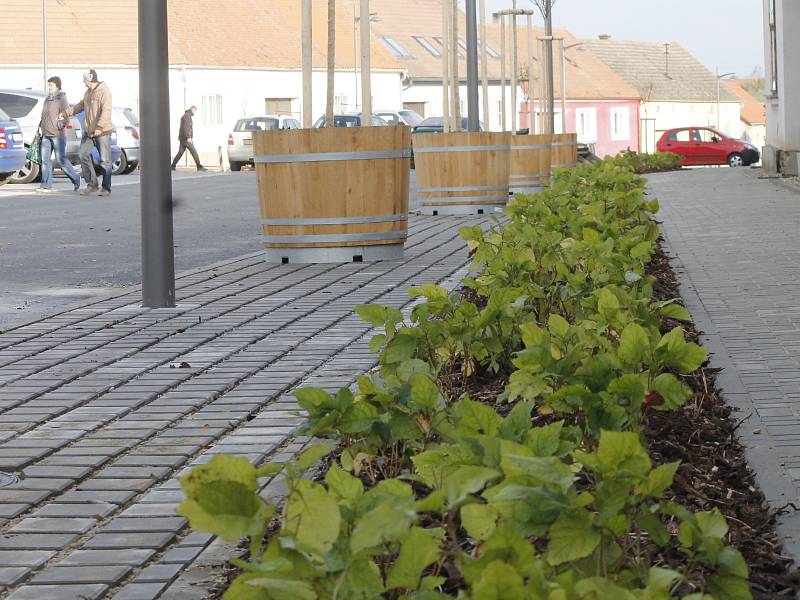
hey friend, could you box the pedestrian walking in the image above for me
[64,69,113,197]
[35,76,81,193]
[171,106,207,171]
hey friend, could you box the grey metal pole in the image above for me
[138,0,175,308]
[465,0,479,131]
[544,3,555,134]
[43,0,48,90]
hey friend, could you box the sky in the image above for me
[484,0,764,78]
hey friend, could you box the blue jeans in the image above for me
[79,133,111,191]
[41,135,80,189]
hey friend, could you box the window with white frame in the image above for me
[610,106,630,141]
[413,36,441,57]
[201,94,223,126]
[380,36,413,59]
[575,107,597,142]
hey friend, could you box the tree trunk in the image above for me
[326,0,336,127]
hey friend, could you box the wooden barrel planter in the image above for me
[413,132,510,215]
[253,126,411,264]
[509,134,552,195]
[550,133,579,172]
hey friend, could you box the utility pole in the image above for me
[326,0,336,127]
[495,8,534,133]
[138,0,175,308]
[465,0,479,131]
[302,0,313,127]
[360,0,372,121]
[441,0,450,133]
[527,13,535,134]
[510,0,518,133]
[480,0,489,129]
[499,15,506,131]
[450,0,461,131]
[543,2,555,135]
[42,0,48,90]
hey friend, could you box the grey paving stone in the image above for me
[0,550,56,567]
[31,565,131,585]
[134,563,184,583]
[59,549,156,567]
[9,518,96,534]
[0,567,30,587]
[160,546,203,564]
[0,504,29,519]
[32,503,117,519]
[102,517,187,533]
[7,584,108,600]
[0,533,79,550]
[114,581,170,600]
[84,531,176,550]
[58,490,136,505]
[77,478,154,492]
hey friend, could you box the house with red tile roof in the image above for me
[726,80,766,150]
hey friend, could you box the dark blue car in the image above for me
[0,106,25,186]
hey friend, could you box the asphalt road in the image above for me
[0,168,420,328]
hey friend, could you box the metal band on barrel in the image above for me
[509,143,550,150]
[263,231,407,244]
[417,185,508,193]
[413,145,509,154]
[510,173,549,179]
[551,141,579,147]
[262,214,408,226]
[420,194,509,203]
[255,149,411,164]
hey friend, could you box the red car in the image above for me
[656,126,760,167]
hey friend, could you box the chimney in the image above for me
[598,34,611,40]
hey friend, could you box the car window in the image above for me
[334,116,360,127]
[372,116,390,126]
[235,118,279,131]
[694,129,719,143]
[0,106,9,121]
[377,113,400,125]
[398,110,423,126]
[0,93,38,119]
[123,108,139,127]
[667,129,690,142]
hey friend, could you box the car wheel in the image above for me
[9,153,40,184]
[727,153,744,167]
[229,160,243,172]
[112,150,128,176]
[123,161,138,175]
[0,174,10,188]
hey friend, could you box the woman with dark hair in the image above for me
[36,76,81,193]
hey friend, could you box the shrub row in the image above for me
[178,156,750,600]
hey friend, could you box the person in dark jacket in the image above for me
[170,106,206,171]
[36,76,81,193]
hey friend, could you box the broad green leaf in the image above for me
[548,314,570,338]
[283,480,340,556]
[350,500,414,554]
[461,503,499,541]
[472,560,525,600]
[647,566,682,591]
[597,288,620,318]
[325,463,364,508]
[410,373,440,411]
[520,322,548,348]
[500,401,534,442]
[384,332,418,363]
[707,573,752,600]
[546,509,601,565]
[651,373,692,410]
[596,430,651,479]
[243,576,317,600]
[618,323,650,366]
[523,420,564,457]
[637,511,671,547]
[631,240,652,259]
[453,398,503,437]
[640,462,680,497]
[695,509,729,540]
[356,303,397,327]
[444,466,501,507]
[409,284,449,300]
[369,333,387,352]
[718,547,749,578]
[386,527,443,590]
[660,302,692,322]
[223,574,272,600]
[178,455,270,542]
[294,443,336,473]
[293,387,332,410]
[574,577,638,600]
[500,454,573,493]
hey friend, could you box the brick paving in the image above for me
[650,168,800,561]
[0,214,485,599]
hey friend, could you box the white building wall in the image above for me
[641,101,742,140]
[0,66,403,165]
[763,0,800,153]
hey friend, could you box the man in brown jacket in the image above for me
[65,69,113,196]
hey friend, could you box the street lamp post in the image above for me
[465,0,479,131]
[716,68,736,130]
[352,9,379,112]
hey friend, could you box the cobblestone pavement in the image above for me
[650,168,800,561]
[0,214,486,599]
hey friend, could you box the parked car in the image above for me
[656,126,760,167]
[70,109,122,177]
[374,109,424,127]
[0,106,25,187]
[412,116,484,134]
[0,89,121,183]
[112,106,140,175]
[313,113,390,128]
[227,115,301,172]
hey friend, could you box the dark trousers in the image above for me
[171,140,203,168]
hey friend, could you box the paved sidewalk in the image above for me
[649,168,800,561]
[0,214,485,599]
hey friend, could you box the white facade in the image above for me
[0,66,404,165]
[638,101,741,153]
[763,0,800,171]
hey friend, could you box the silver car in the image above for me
[227,115,301,172]
[112,106,140,175]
